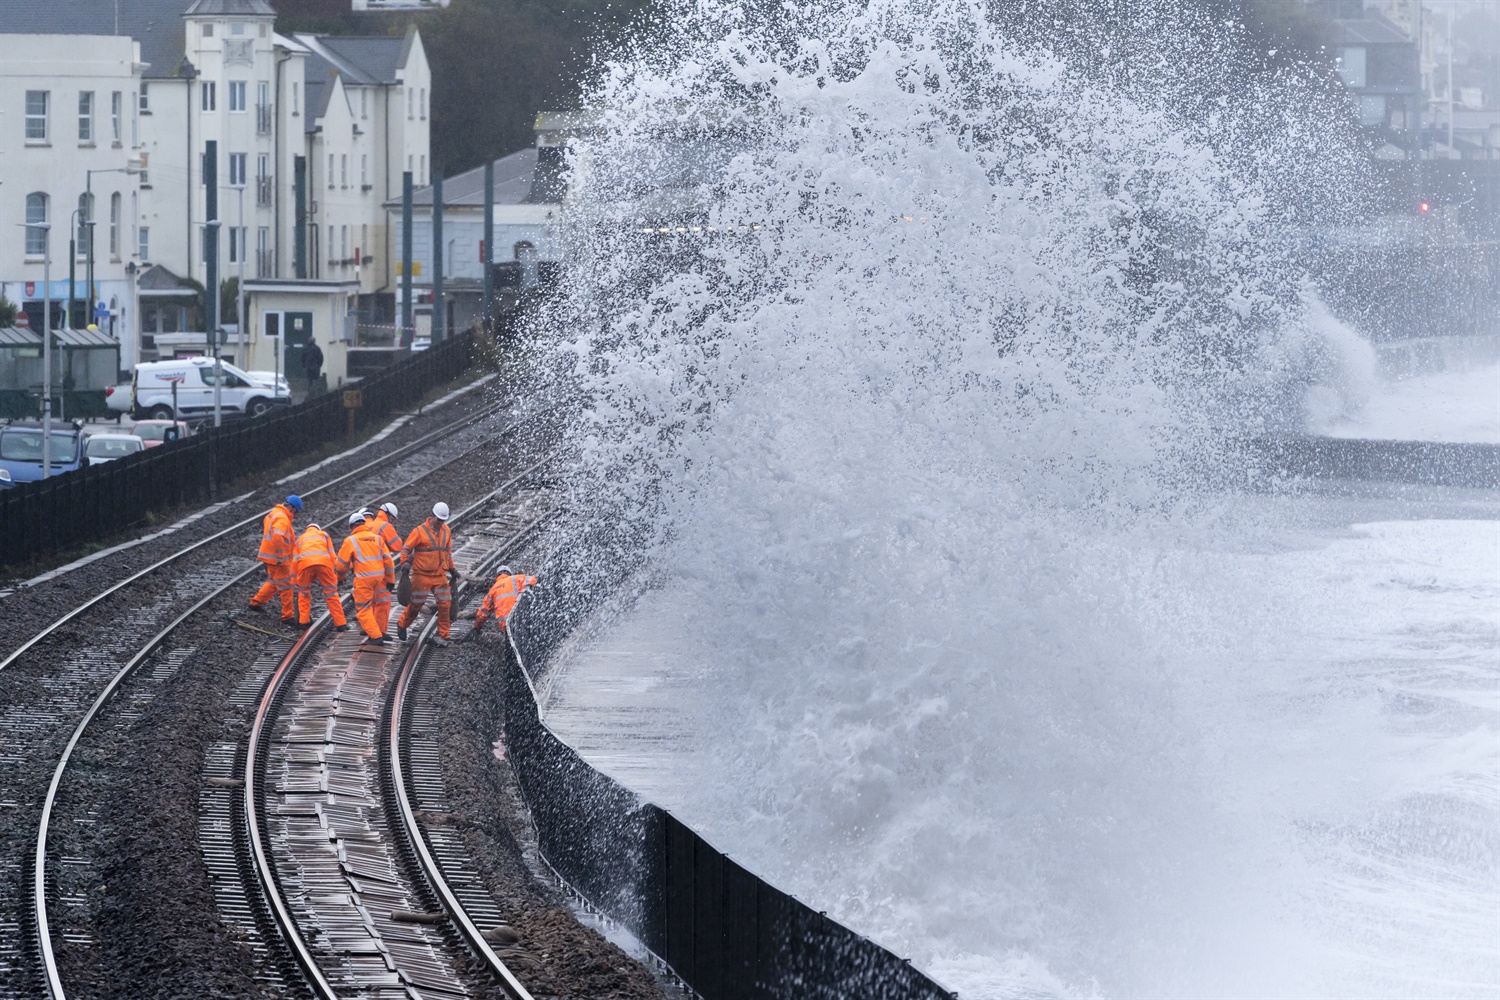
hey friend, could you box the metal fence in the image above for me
[504,603,954,1000]
[0,330,475,568]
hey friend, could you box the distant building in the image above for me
[352,0,449,8]
[1,0,431,387]
[1334,14,1421,154]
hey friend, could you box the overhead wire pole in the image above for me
[482,160,494,334]
[18,222,56,478]
[401,170,413,347]
[205,140,222,427]
[433,170,445,345]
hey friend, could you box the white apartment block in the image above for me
[3,0,431,378]
[0,34,146,365]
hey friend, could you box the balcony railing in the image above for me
[256,175,272,207]
[256,104,272,135]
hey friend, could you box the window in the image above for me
[257,226,269,276]
[419,154,426,185]
[202,22,214,38]
[407,89,413,119]
[201,225,212,263]
[77,192,94,252]
[229,80,246,112]
[407,153,413,174]
[24,193,47,256]
[201,81,216,112]
[139,226,150,261]
[231,20,245,35]
[340,154,347,188]
[78,91,94,142]
[228,226,246,263]
[229,152,246,186]
[327,154,335,189]
[139,85,149,113]
[110,192,121,257]
[360,154,368,186]
[130,92,138,144]
[111,91,122,142]
[257,152,269,180]
[1359,94,1386,127]
[326,225,333,265]
[291,82,299,116]
[420,88,427,120]
[25,90,48,141]
[341,224,348,260]
[360,89,367,119]
[360,224,367,260]
[257,80,269,111]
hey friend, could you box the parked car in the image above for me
[130,419,192,448]
[84,432,146,463]
[0,422,88,483]
[0,467,13,490]
[107,357,292,420]
[244,370,292,398]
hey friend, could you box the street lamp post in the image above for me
[233,182,246,369]
[19,221,53,478]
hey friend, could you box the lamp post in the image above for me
[233,181,246,369]
[84,163,142,330]
[19,221,53,478]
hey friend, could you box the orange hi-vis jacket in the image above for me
[258,503,295,565]
[473,574,537,632]
[402,520,454,577]
[338,522,394,591]
[293,526,337,573]
[374,511,403,557]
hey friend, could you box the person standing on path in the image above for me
[303,337,325,396]
[293,523,348,630]
[372,502,403,560]
[249,495,301,623]
[396,502,456,646]
[337,509,394,645]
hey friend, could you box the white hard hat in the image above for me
[307,523,321,532]
[348,510,365,526]
[379,502,398,518]
[432,502,450,521]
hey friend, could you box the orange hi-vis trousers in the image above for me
[251,564,296,620]
[296,565,346,627]
[398,572,452,639]
[352,582,391,639]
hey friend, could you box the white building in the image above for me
[0,34,145,367]
[3,0,431,385]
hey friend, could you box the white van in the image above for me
[114,357,291,420]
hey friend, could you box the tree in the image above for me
[0,296,17,329]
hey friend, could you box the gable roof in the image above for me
[293,32,409,87]
[182,0,274,14]
[4,0,196,79]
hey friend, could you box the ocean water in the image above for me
[526,2,1500,995]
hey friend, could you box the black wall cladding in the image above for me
[502,601,954,1000]
[0,332,475,568]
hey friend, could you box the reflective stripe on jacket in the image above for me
[374,511,403,556]
[403,519,454,577]
[337,523,394,590]
[294,526,336,573]
[258,504,295,565]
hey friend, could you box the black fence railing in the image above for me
[503,602,954,1000]
[0,331,474,568]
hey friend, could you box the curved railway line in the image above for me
[5,401,539,1000]
[243,468,552,999]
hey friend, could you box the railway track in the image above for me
[243,468,553,999]
[9,403,539,1000]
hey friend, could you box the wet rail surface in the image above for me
[244,474,553,999]
[5,402,532,1000]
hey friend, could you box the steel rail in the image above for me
[387,502,553,1000]
[243,459,549,1000]
[32,411,536,1000]
[0,399,505,676]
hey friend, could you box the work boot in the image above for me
[334,624,349,632]
[397,625,408,642]
[298,620,312,628]
[249,602,267,614]
[430,636,450,648]
[360,636,385,647]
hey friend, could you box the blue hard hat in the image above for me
[285,495,303,512]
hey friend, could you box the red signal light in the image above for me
[1419,200,1432,214]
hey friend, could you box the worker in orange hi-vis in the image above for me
[249,495,302,623]
[372,502,403,559]
[396,502,456,647]
[293,523,348,631]
[337,509,395,645]
[466,571,538,639]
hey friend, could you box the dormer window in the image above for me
[202,23,214,38]
[231,21,245,35]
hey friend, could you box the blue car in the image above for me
[0,423,88,484]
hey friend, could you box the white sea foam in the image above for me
[528,2,1496,995]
